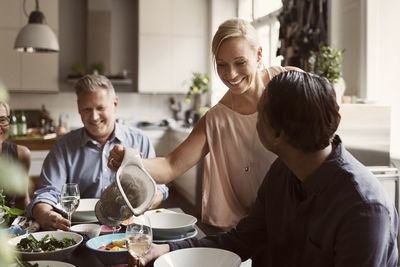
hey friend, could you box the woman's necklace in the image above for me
[230,90,258,173]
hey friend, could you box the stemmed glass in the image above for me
[125,214,152,264]
[60,183,80,222]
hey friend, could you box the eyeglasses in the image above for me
[0,116,10,126]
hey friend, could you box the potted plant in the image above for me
[185,72,209,107]
[184,72,210,125]
[309,45,345,103]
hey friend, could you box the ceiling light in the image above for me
[14,0,59,53]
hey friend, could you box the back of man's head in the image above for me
[74,75,116,98]
[261,71,341,153]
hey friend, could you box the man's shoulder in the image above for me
[116,123,151,146]
[329,152,391,208]
[117,123,148,139]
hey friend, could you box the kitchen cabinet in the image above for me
[138,0,209,93]
[0,0,59,92]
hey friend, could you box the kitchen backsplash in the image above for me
[9,92,188,130]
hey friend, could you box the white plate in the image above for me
[13,261,76,267]
[121,209,176,226]
[8,231,83,261]
[153,228,198,243]
[71,198,99,222]
[71,219,98,225]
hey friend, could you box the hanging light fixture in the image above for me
[14,0,59,53]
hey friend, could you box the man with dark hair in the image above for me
[139,71,398,267]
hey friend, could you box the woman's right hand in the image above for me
[108,144,125,172]
[129,243,170,266]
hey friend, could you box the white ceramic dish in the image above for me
[8,231,83,261]
[70,223,101,238]
[71,198,99,222]
[154,247,241,267]
[12,261,76,267]
[153,228,198,243]
[147,212,197,239]
[121,209,176,226]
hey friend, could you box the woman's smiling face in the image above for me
[215,37,261,95]
[0,104,9,144]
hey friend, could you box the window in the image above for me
[238,0,282,66]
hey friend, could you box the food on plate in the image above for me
[16,234,77,252]
[112,238,126,247]
[98,238,127,251]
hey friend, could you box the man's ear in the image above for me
[114,96,119,109]
[257,46,263,63]
[272,129,284,146]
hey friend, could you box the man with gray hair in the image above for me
[27,75,168,231]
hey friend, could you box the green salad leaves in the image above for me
[16,234,77,252]
[0,189,24,224]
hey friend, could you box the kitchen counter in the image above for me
[7,134,58,151]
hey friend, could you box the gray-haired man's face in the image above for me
[77,86,118,142]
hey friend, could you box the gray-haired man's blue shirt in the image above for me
[26,123,168,217]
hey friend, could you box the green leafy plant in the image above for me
[71,61,86,76]
[309,45,344,83]
[89,62,106,75]
[0,190,24,225]
[185,72,209,104]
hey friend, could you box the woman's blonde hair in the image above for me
[0,101,10,116]
[211,18,260,60]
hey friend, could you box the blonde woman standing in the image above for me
[108,18,301,230]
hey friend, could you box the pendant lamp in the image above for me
[14,0,59,53]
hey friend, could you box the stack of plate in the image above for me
[147,212,198,243]
[71,198,99,224]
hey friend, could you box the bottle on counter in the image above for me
[17,111,27,136]
[9,110,18,138]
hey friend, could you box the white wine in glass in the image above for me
[125,215,152,261]
[60,183,80,222]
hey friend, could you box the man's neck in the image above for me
[280,144,333,182]
[86,130,113,147]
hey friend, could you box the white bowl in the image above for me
[8,231,83,261]
[70,223,101,238]
[72,198,99,223]
[154,247,241,267]
[147,212,197,239]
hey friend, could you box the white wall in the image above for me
[8,92,187,129]
[330,0,400,160]
[365,0,400,159]
[209,0,237,106]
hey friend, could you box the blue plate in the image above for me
[86,233,128,265]
[1,227,28,236]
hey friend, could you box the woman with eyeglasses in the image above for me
[0,101,31,209]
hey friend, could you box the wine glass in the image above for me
[125,214,152,263]
[60,183,80,222]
